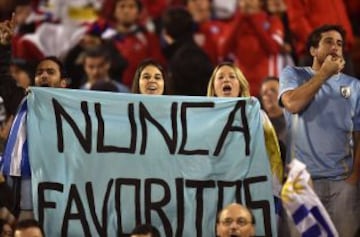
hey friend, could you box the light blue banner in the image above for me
[27,87,276,237]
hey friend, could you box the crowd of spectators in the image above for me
[1,0,360,236]
[0,0,358,96]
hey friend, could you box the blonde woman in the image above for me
[207,62,283,186]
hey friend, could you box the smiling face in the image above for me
[213,65,241,97]
[139,65,164,95]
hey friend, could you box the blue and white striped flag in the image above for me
[281,159,338,237]
[2,98,31,177]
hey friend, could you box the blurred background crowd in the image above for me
[0,0,358,95]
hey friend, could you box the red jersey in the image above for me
[219,11,284,96]
[194,20,225,65]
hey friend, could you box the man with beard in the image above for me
[279,24,360,236]
[216,203,255,237]
[0,15,68,221]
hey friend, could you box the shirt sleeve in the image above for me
[278,66,300,106]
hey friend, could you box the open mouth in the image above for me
[147,84,158,91]
[222,85,232,94]
[147,87,157,92]
[40,84,50,87]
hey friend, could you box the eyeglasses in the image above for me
[220,218,251,227]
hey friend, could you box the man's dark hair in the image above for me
[115,0,142,11]
[162,7,194,40]
[15,219,45,237]
[307,24,346,51]
[83,46,111,62]
[131,224,160,237]
[261,76,279,85]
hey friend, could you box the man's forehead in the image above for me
[321,31,343,41]
[220,205,251,219]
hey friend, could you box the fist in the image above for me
[321,55,345,77]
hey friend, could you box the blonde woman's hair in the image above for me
[206,62,250,97]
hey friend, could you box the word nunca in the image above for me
[52,98,251,157]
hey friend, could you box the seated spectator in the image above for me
[216,203,255,237]
[131,224,160,237]
[14,219,44,237]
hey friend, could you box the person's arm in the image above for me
[0,14,26,108]
[284,0,312,54]
[217,11,242,60]
[281,55,345,114]
[246,13,283,54]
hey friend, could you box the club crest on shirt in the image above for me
[340,86,351,98]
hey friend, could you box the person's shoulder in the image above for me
[280,65,306,79]
[337,73,360,87]
[283,65,310,72]
[340,73,360,82]
[281,65,311,76]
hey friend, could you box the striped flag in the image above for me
[281,159,338,237]
[2,98,31,177]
